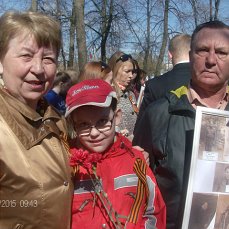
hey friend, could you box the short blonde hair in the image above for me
[79,61,112,82]
[0,11,61,60]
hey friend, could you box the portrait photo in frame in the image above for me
[182,106,229,229]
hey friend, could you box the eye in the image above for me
[196,48,209,57]
[43,56,56,64]
[20,53,32,61]
[96,118,110,128]
[216,50,228,60]
[76,122,91,130]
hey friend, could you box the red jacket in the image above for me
[71,134,166,229]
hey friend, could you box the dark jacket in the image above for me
[137,62,191,123]
[133,85,229,229]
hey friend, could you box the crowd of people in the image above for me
[0,9,229,229]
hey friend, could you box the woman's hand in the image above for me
[132,145,149,165]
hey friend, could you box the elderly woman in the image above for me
[0,11,73,229]
[108,51,138,139]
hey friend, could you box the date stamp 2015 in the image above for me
[0,199,38,208]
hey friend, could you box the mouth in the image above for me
[203,69,217,74]
[89,139,102,143]
[202,71,217,77]
[27,80,44,85]
[25,80,46,90]
[89,139,104,145]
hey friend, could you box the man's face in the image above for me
[71,106,120,153]
[190,27,229,91]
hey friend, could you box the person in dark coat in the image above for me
[137,34,191,122]
[133,20,229,229]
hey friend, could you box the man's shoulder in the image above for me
[145,63,191,90]
[145,76,163,87]
[145,85,189,113]
[162,63,191,81]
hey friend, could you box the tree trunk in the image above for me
[155,0,169,76]
[68,0,77,68]
[189,0,198,26]
[210,0,213,21]
[100,0,113,62]
[143,0,151,74]
[75,0,87,71]
[31,0,37,11]
[214,0,221,20]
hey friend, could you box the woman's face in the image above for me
[0,32,57,109]
[115,61,135,88]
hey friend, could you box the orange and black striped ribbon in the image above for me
[128,158,149,224]
[128,95,139,115]
[60,132,71,155]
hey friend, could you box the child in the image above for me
[65,79,166,229]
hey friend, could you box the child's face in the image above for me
[71,105,120,153]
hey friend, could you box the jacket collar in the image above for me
[0,87,64,150]
[167,85,229,115]
[172,62,190,71]
[101,133,133,159]
[167,85,196,116]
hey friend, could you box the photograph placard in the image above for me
[182,106,229,229]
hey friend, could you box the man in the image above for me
[133,20,229,229]
[137,34,191,120]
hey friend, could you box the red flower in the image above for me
[70,148,102,170]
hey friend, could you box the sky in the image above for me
[0,0,229,19]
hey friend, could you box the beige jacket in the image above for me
[0,87,73,229]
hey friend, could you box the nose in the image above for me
[129,71,134,79]
[89,126,101,137]
[30,58,44,75]
[206,51,217,66]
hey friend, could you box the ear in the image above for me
[114,108,122,126]
[168,51,172,60]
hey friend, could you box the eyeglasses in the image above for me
[116,54,132,63]
[75,115,115,136]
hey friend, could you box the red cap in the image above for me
[65,79,117,117]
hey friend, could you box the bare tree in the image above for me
[210,0,221,21]
[155,0,169,76]
[31,0,38,11]
[68,0,77,68]
[214,0,221,20]
[75,0,87,71]
[143,0,152,74]
[210,0,213,20]
[100,0,114,61]
[189,0,198,26]
[20,0,228,72]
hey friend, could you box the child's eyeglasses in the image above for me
[116,54,132,63]
[75,115,115,136]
